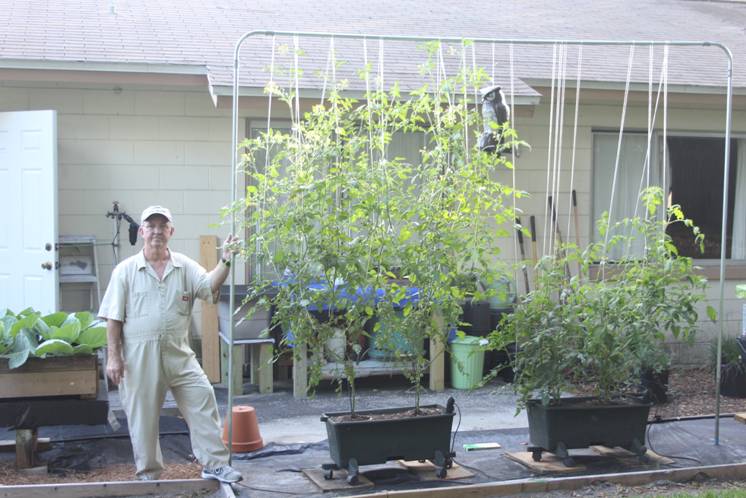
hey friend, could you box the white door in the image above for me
[0,110,58,314]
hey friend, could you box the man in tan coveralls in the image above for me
[99,205,242,483]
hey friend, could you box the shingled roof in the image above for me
[1,0,744,97]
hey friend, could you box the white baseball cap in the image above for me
[140,205,173,224]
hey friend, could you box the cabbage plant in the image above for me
[0,308,107,369]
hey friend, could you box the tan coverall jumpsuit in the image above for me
[98,250,229,479]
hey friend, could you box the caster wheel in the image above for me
[324,469,334,480]
[436,467,447,478]
[562,457,576,467]
[531,449,543,462]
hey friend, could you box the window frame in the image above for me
[591,128,746,278]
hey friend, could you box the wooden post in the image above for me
[258,343,274,394]
[429,311,445,392]
[15,428,37,469]
[220,342,244,395]
[293,343,308,399]
[200,235,221,383]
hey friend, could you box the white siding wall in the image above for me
[0,83,245,336]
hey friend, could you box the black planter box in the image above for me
[720,363,746,398]
[640,368,669,403]
[527,397,651,461]
[321,404,454,481]
[459,300,491,336]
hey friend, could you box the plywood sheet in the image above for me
[302,468,373,491]
[590,445,674,465]
[504,451,586,474]
[397,459,474,480]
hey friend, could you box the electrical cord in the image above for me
[449,398,462,457]
[234,482,307,495]
[645,417,702,465]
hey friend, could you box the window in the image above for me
[592,131,745,261]
[667,137,738,259]
[592,132,657,259]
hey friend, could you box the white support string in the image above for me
[543,43,558,257]
[551,44,568,255]
[363,38,374,164]
[471,43,479,111]
[293,35,302,169]
[258,34,276,281]
[647,45,653,192]
[632,46,667,223]
[378,38,386,157]
[461,41,470,166]
[320,38,332,104]
[491,43,496,86]
[509,42,520,272]
[438,43,452,107]
[603,44,636,251]
[662,43,669,229]
[566,45,583,240]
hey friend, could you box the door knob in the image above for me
[41,261,53,270]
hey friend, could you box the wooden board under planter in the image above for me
[0,356,99,399]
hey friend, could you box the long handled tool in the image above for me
[571,190,583,277]
[516,217,530,293]
[529,215,538,266]
[548,195,572,279]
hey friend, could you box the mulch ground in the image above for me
[0,461,201,485]
[649,367,746,420]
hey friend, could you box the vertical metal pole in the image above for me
[714,45,733,445]
[226,35,246,466]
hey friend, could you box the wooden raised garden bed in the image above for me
[0,355,99,399]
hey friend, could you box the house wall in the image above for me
[1,81,744,362]
[0,82,244,336]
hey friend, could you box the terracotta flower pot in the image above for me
[222,405,263,452]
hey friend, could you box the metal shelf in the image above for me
[321,359,413,379]
[58,235,100,312]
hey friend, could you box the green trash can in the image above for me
[450,336,486,389]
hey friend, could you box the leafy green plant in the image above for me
[490,187,714,410]
[234,41,521,414]
[709,335,744,371]
[0,308,107,369]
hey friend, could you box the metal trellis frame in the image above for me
[229,31,733,461]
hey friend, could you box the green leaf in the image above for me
[77,326,107,349]
[35,339,74,357]
[7,349,30,369]
[34,318,52,340]
[706,305,718,323]
[10,313,37,338]
[6,329,37,368]
[73,344,94,356]
[50,321,81,343]
[42,312,68,328]
[75,312,95,330]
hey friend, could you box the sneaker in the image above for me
[201,465,243,483]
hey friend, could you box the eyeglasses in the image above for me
[142,222,171,232]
